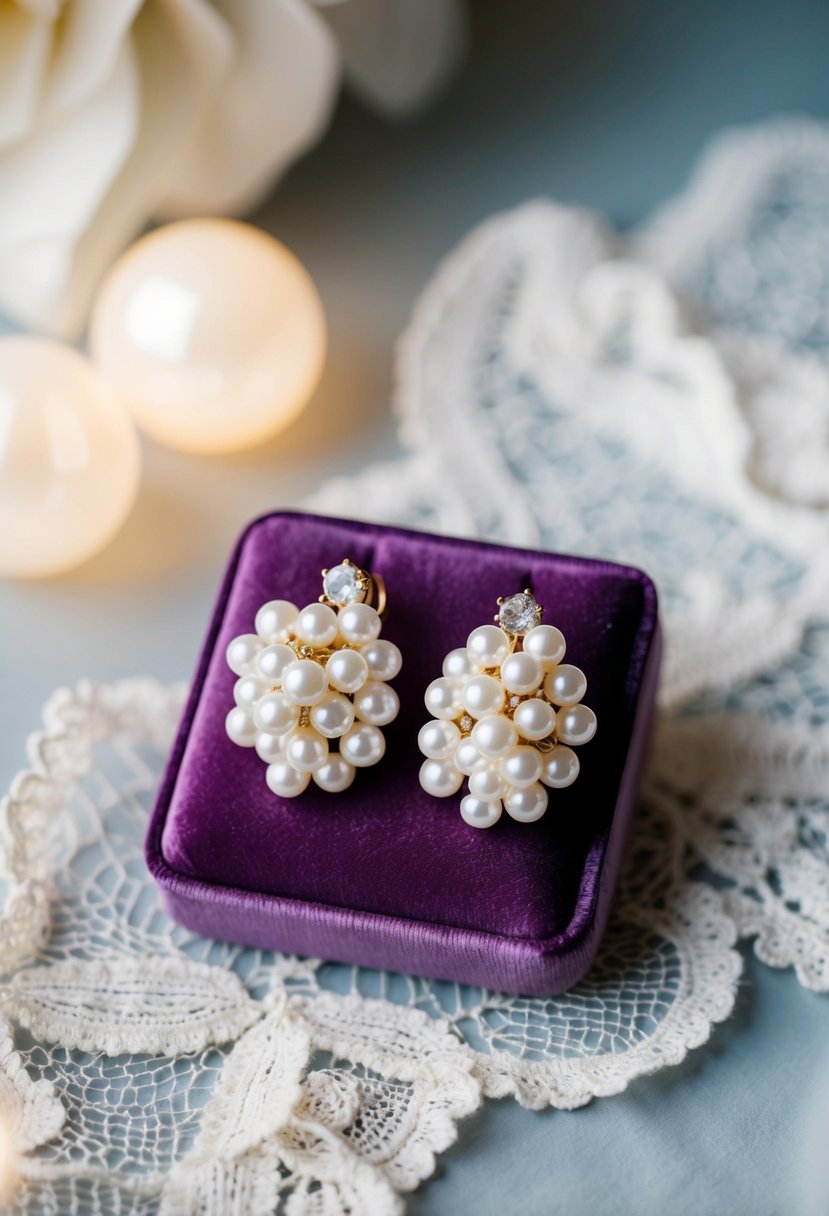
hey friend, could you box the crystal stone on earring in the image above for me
[323,563,362,606]
[499,593,541,635]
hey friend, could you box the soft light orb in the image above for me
[89,219,327,454]
[0,336,140,579]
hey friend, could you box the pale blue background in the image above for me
[2,2,829,1212]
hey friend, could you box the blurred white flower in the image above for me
[0,0,464,338]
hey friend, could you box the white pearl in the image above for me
[541,745,580,788]
[460,795,503,829]
[469,765,509,802]
[501,746,543,789]
[256,643,295,685]
[513,698,556,741]
[500,652,543,695]
[234,674,268,708]
[361,639,402,681]
[466,625,510,669]
[226,633,263,676]
[418,719,461,761]
[255,600,298,644]
[545,664,587,706]
[504,783,549,823]
[255,732,288,764]
[285,727,328,773]
[225,706,257,747]
[327,648,369,694]
[341,722,386,768]
[310,692,354,739]
[353,681,400,727]
[266,762,311,798]
[314,756,356,793]
[338,603,381,645]
[282,659,328,706]
[556,704,597,746]
[89,218,326,455]
[462,675,505,718]
[523,625,566,669]
[455,738,487,775]
[424,677,463,720]
[471,714,517,760]
[419,758,464,798]
[0,337,140,579]
[295,602,339,648]
[253,691,299,736]
[443,647,477,679]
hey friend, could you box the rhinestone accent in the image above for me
[459,714,473,733]
[323,563,363,606]
[499,592,541,635]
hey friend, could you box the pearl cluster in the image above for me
[418,619,596,829]
[225,596,401,797]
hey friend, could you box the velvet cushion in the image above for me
[147,511,660,994]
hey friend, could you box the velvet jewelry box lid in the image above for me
[146,511,660,996]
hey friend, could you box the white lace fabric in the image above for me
[2,118,829,1213]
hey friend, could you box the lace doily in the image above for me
[2,117,829,1213]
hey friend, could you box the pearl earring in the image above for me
[418,590,596,829]
[226,560,401,796]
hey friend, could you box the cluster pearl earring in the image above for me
[418,590,596,828]
[226,560,401,796]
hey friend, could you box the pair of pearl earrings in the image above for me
[225,563,596,829]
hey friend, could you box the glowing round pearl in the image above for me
[469,765,509,802]
[285,727,328,773]
[314,756,356,793]
[266,762,311,799]
[227,633,264,676]
[545,664,588,706]
[282,659,328,706]
[523,625,566,669]
[353,681,399,727]
[310,692,354,739]
[466,625,510,669]
[295,603,339,648]
[255,732,288,764]
[419,758,464,798]
[0,337,140,578]
[253,691,299,736]
[460,795,503,829]
[424,677,463,720]
[500,652,543,695]
[504,783,549,823]
[361,639,402,681]
[89,218,326,454]
[556,704,597,746]
[513,698,556,741]
[225,706,257,747]
[471,714,517,760]
[327,648,369,695]
[443,647,477,679]
[418,719,461,761]
[254,600,299,644]
[256,643,295,685]
[541,745,580,788]
[234,674,268,708]
[455,738,487,776]
[462,675,505,719]
[338,603,381,645]
[341,722,386,768]
[501,746,543,789]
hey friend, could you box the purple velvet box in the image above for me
[146,511,660,996]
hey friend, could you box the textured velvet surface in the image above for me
[147,511,660,994]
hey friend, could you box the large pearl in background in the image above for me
[89,219,326,454]
[0,337,140,578]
